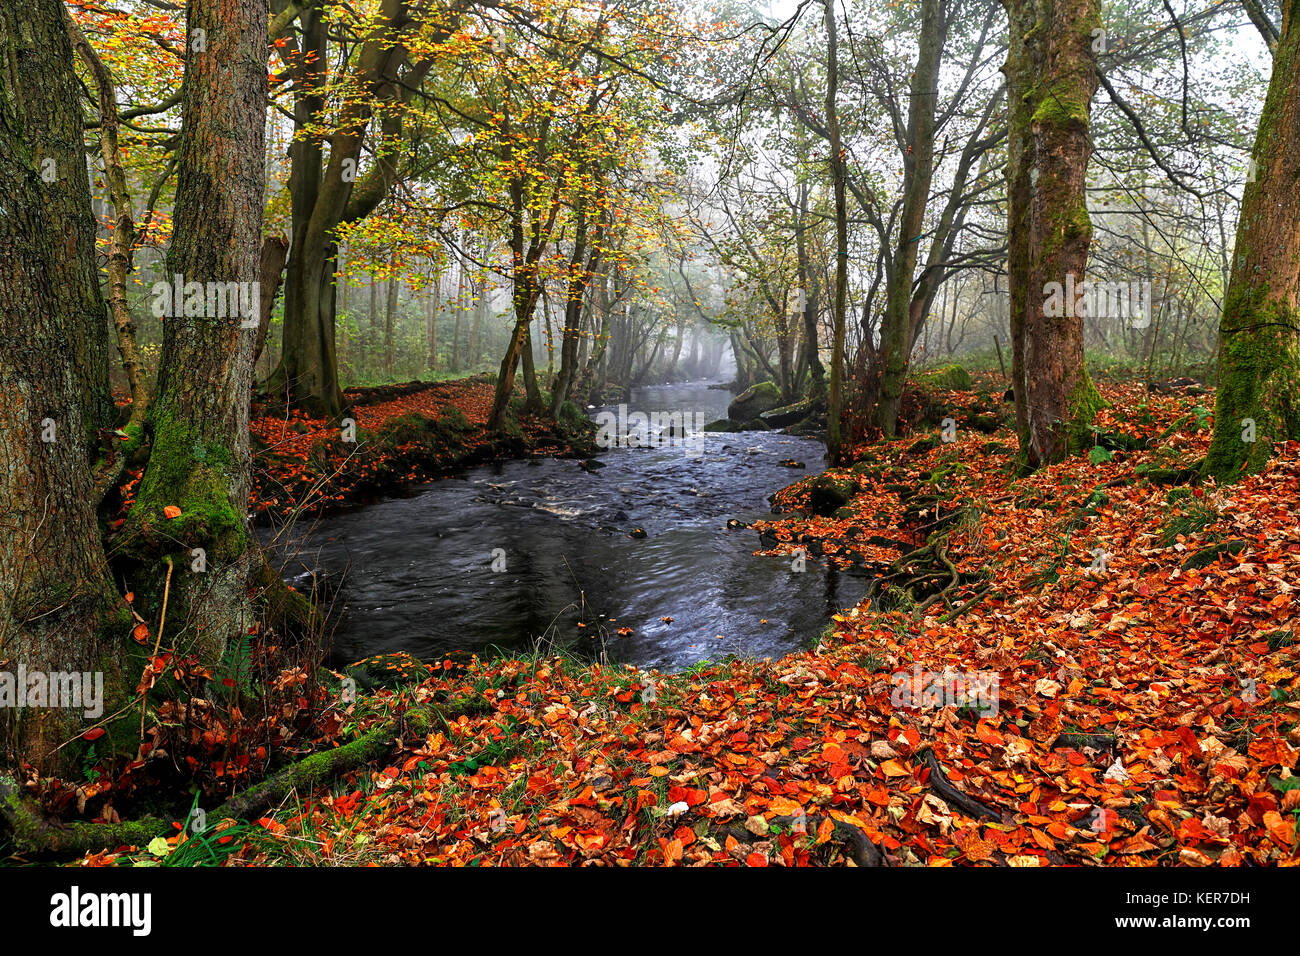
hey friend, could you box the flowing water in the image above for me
[269,382,867,672]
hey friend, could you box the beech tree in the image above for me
[265,0,446,419]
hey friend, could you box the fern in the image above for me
[214,631,256,699]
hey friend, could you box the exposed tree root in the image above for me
[714,814,888,867]
[1051,732,1117,752]
[936,585,993,625]
[863,537,987,621]
[917,744,1003,822]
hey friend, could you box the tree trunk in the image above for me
[384,252,398,378]
[265,0,423,419]
[469,266,486,368]
[1006,0,1104,467]
[426,273,440,372]
[0,0,126,772]
[795,183,826,401]
[1204,0,1300,481]
[66,12,150,424]
[551,199,605,415]
[265,7,345,419]
[874,0,945,436]
[122,0,269,667]
[824,0,849,465]
[254,235,290,365]
[451,257,465,372]
[1003,1,1033,452]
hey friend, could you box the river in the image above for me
[269,382,866,672]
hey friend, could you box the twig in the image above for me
[140,557,174,741]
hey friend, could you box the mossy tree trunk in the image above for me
[1005,0,1104,467]
[1203,0,1300,482]
[0,0,127,772]
[122,0,269,667]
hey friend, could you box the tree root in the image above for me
[936,585,993,625]
[1051,732,1117,752]
[917,745,1003,822]
[0,696,489,857]
[714,814,887,867]
[863,538,986,621]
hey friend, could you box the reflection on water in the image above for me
[267,382,867,672]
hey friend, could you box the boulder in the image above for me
[760,398,815,428]
[802,474,856,517]
[727,381,782,422]
[702,418,742,433]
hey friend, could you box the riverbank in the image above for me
[247,376,597,521]
[84,377,1300,867]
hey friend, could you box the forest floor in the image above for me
[86,375,1300,867]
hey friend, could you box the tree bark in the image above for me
[426,273,440,372]
[266,0,431,418]
[0,0,126,772]
[795,182,826,401]
[551,196,606,415]
[1003,0,1034,452]
[1203,0,1300,482]
[874,0,946,436]
[122,0,269,667]
[254,235,290,365]
[824,0,849,465]
[384,251,399,378]
[1006,0,1105,467]
[66,11,150,424]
